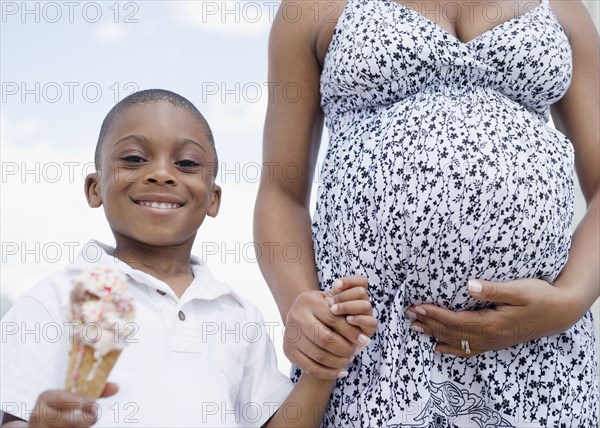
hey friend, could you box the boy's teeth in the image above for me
[139,201,180,209]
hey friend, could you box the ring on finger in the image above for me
[461,340,471,355]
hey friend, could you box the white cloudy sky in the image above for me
[1,1,598,372]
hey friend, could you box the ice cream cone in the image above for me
[65,338,122,399]
[64,266,135,399]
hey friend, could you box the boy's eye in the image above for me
[121,155,145,163]
[176,160,200,168]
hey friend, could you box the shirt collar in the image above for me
[66,240,239,304]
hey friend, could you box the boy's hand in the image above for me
[27,384,118,428]
[284,275,377,380]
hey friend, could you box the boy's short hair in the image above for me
[94,89,218,175]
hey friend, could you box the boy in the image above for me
[0,90,377,427]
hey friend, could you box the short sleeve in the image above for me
[235,307,294,427]
[1,294,70,421]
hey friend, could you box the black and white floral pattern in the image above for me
[293,0,600,426]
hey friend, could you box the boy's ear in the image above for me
[84,172,103,208]
[207,184,222,218]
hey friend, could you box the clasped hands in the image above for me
[284,275,378,379]
[286,276,582,378]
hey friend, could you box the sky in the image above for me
[1,0,598,373]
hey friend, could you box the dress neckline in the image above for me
[386,0,546,46]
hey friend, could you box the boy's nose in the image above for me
[143,162,176,185]
[147,177,175,185]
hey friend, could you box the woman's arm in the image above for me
[255,0,365,377]
[406,0,599,355]
[549,0,600,311]
[255,0,324,320]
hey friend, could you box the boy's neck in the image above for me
[113,238,195,298]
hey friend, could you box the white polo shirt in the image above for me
[1,241,293,427]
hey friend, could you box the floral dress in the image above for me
[297,0,600,426]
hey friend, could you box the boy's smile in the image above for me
[132,193,185,214]
[85,101,221,250]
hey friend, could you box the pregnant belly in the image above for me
[314,94,574,309]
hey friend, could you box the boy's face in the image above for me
[85,101,221,249]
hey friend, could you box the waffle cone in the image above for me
[65,338,121,399]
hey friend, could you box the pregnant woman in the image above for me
[255,0,599,426]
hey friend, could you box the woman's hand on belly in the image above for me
[405,278,584,357]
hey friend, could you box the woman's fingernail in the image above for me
[346,315,354,322]
[332,279,343,290]
[468,279,483,293]
[331,304,339,314]
[358,334,371,346]
[415,306,427,316]
[406,311,417,321]
[411,325,424,333]
[337,370,349,378]
[326,296,334,306]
